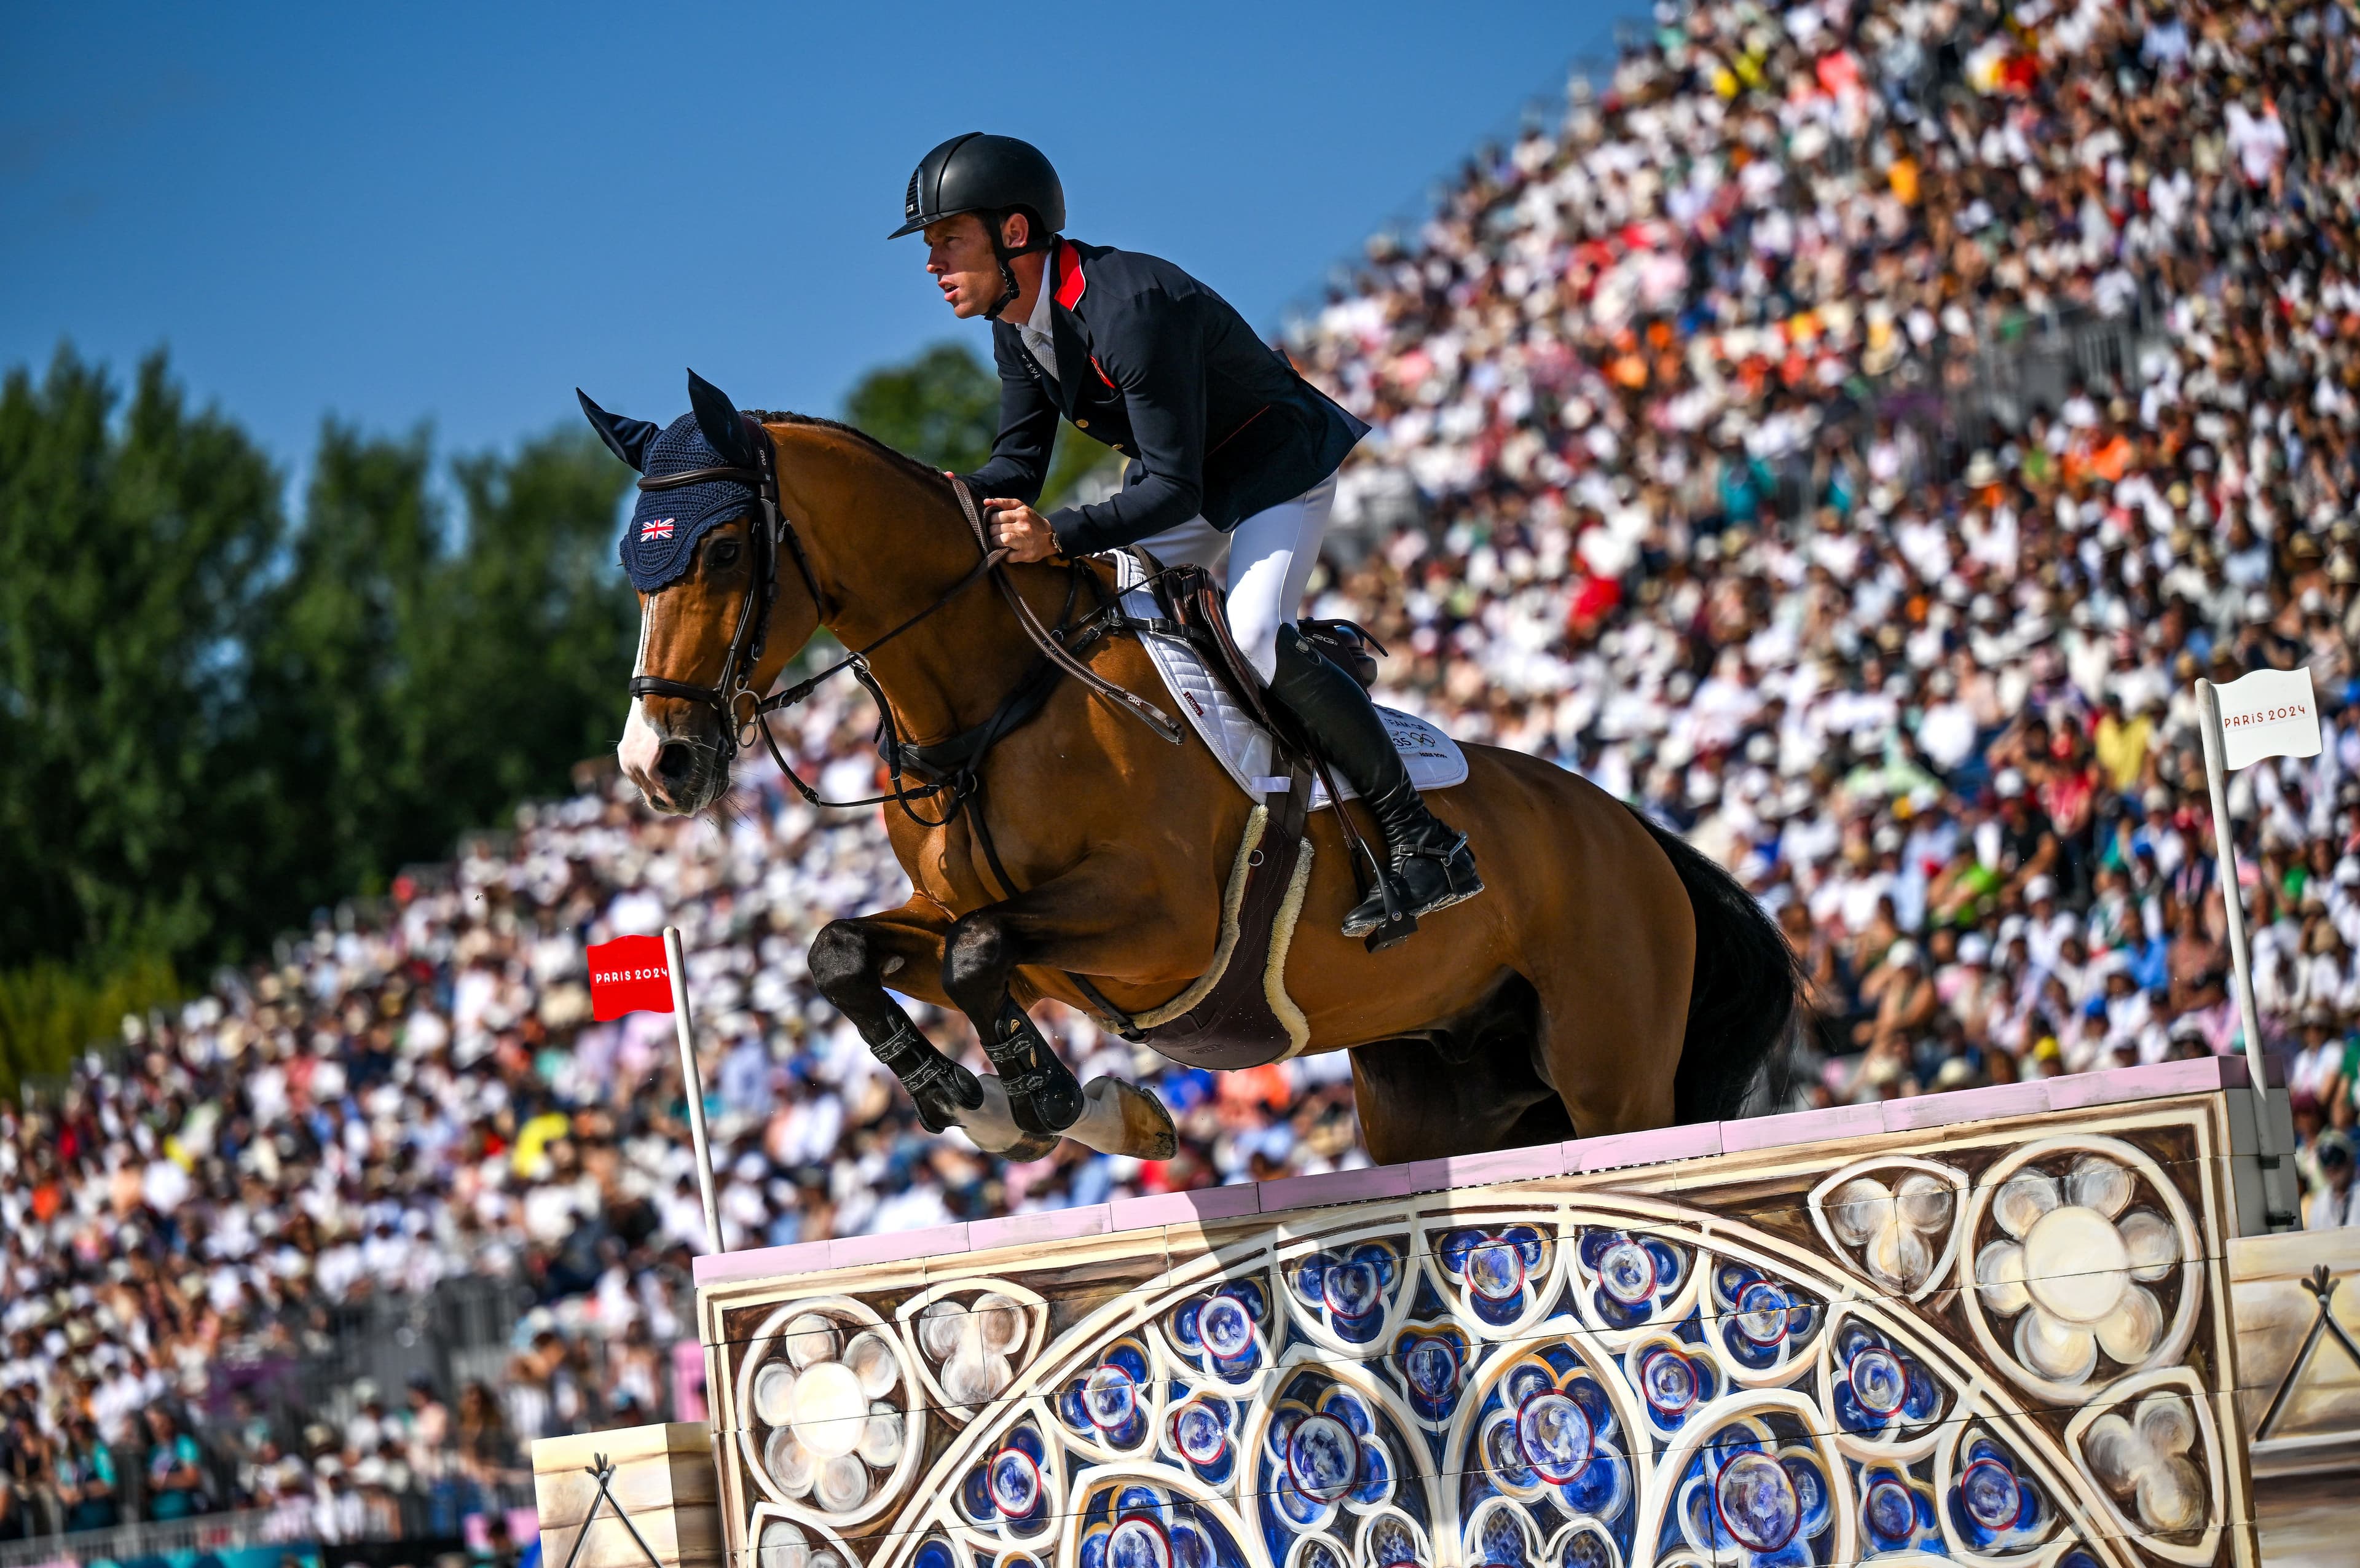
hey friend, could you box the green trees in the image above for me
[843,339,1115,504]
[0,348,637,1088]
[0,351,286,979]
[0,336,1096,1088]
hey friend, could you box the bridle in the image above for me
[626,415,1182,821]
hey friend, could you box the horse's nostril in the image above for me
[655,742,695,783]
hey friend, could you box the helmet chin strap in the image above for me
[984,254,1023,321]
[980,210,1050,322]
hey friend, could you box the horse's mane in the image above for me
[750,410,955,494]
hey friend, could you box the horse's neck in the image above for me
[782,433,1048,746]
[860,568,1054,745]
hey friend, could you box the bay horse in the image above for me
[593,375,1797,1167]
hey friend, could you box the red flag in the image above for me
[587,934,675,1021]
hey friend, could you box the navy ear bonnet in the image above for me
[615,412,757,592]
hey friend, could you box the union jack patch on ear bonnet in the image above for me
[613,414,756,592]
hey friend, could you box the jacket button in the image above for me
[1075,418,1089,429]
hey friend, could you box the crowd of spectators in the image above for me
[0,765,1366,1543]
[9,0,2360,1546]
[1288,0,2360,1214]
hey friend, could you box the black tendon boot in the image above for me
[867,1013,983,1134]
[983,1000,1087,1137]
[1267,625,1482,949]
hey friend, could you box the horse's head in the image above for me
[583,370,824,815]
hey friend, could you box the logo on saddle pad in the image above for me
[639,517,676,542]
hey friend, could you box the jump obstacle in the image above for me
[532,1057,2359,1568]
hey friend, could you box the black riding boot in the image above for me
[1268,624,1482,951]
[982,1000,1087,1137]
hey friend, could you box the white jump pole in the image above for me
[663,924,726,1253]
[2194,679,2277,1159]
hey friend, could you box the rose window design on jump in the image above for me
[1967,1144,2194,1395]
[2085,1387,2205,1533]
[1254,1377,1412,1538]
[1666,1416,1835,1566]
[1433,1223,1553,1326]
[1570,1228,1691,1330]
[1707,1262,1822,1373]
[1057,1339,1157,1453]
[1809,1158,1965,1300]
[740,1302,914,1521]
[1388,1325,1469,1427]
[1467,1349,1634,1534]
[1626,1331,1718,1437]
[2066,1367,2227,1565]
[723,1127,2228,1568]
[1072,1483,1240,1568]
[1825,1317,1942,1443]
[956,1422,1060,1543]
[1940,1429,2055,1556]
[1166,1282,1270,1385]
[1855,1463,1940,1555]
[910,1287,1035,1416]
[1284,1241,1406,1346]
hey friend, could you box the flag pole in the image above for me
[663,925,726,1253]
[2195,679,2281,1174]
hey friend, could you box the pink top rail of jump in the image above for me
[693,1054,2274,1287]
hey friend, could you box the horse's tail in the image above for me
[1626,809,1803,1123]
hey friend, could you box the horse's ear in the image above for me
[576,390,658,472]
[686,369,757,468]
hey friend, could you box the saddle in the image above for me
[1060,554,1394,1068]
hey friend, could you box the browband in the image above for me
[638,464,763,492]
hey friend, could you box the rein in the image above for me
[628,422,1182,830]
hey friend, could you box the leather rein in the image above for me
[626,417,1184,831]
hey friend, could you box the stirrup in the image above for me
[1342,828,1483,949]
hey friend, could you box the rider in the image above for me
[892,131,1483,947]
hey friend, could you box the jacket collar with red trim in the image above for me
[1052,239,1087,311]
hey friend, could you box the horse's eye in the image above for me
[709,539,742,570]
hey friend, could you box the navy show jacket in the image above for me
[958,239,1370,556]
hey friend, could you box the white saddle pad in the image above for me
[1109,554,1468,808]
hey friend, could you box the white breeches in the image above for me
[1123,471,1337,683]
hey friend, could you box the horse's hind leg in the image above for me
[808,904,1058,1161]
[1346,974,1562,1164]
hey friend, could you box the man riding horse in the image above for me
[590,135,1796,1167]
[895,131,1483,945]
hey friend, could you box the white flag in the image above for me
[2212,667,2322,771]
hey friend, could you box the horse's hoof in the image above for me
[1070,1076,1180,1161]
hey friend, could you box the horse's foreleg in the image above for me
[940,904,1089,1140]
[940,867,1181,1160]
[808,908,1058,1160]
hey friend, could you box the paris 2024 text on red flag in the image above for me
[587,933,674,1021]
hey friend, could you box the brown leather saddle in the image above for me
[1064,553,1389,1068]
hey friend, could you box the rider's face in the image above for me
[924,211,1019,318]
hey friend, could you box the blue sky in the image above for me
[3,4,1636,479]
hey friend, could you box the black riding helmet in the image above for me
[889,133,1064,320]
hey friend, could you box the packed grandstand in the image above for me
[8,0,2360,1543]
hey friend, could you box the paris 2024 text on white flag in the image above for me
[2214,665,2323,772]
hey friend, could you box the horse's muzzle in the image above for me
[620,706,727,815]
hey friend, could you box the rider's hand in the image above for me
[983,498,1060,563]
